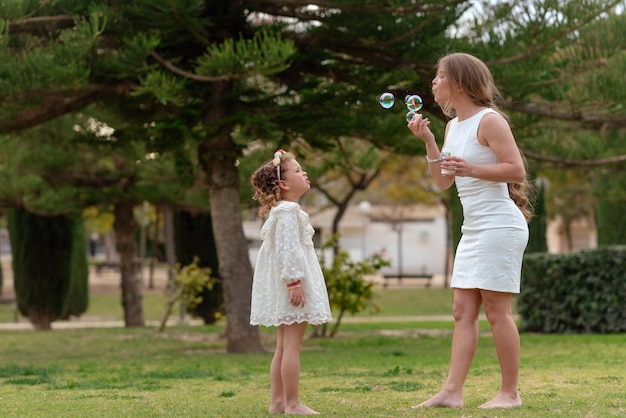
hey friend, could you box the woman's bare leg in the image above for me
[418,288,482,408]
[479,290,522,409]
[282,322,319,415]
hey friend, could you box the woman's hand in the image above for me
[441,156,469,177]
[407,113,435,143]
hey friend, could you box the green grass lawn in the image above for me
[0,288,624,417]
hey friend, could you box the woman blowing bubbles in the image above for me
[408,53,533,409]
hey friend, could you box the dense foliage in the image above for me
[518,246,626,333]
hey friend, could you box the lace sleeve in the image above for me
[275,209,307,284]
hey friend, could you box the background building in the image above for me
[245,203,448,280]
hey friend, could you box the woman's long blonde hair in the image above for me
[438,52,534,222]
[508,177,534,223]
[251,151,295,217]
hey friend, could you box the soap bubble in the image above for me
[405,94,423,112]
[406,111,417,123]
[379,92,395,109]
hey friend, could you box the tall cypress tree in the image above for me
[62,218,89,319]
[6,208,76,329]
[173,210,222,324]
[596,171,626,246]
[527,179,548,253]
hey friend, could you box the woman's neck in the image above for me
[453,96,486,121]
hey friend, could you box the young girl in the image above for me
[250,149,332,415]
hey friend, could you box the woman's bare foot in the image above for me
[479,391,522,409]
[285,403,320,415]
[412,390,463,409]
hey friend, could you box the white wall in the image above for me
[338,219,446,277]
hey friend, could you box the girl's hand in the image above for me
[407,113,435,143]
[289,287,305,307]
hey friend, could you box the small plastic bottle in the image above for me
[440,149,453,175]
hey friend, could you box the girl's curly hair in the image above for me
[251,151,295,217]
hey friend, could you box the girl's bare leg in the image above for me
[269,326,285,414]
[417,288,482,408]
[282,322,319,415]
[478,290,522,409]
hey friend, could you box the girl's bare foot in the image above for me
[479,391,522,409]
[412,390,463,409]
[285,403,320,415]
[269,402,285,414]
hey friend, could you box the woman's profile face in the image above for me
[432,66,452,105]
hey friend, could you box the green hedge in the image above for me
[518,246,626,334]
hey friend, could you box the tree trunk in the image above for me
[113,201,145,327]
[26,308,53,330]
[213,168,262,352]
[198,83,262,353]
[200,136,262,352]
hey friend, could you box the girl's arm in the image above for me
[275,210,307,283]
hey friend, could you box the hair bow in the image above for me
[273,149,286,179]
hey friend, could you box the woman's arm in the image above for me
[446,113,525,183]
[408,114,456,190]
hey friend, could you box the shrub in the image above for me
[317,236,390,337]
[158,258,213,332]
[518,246,626,334]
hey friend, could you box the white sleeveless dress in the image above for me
[250,201,332,326]
[445,108,529,293]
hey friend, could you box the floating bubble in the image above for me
[405,94,423,112]
[406,111,417,123]
[379,92,395,109]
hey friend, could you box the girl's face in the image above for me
[280,159,310,199]
[432,66,452,105]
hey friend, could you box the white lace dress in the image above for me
[250,200,332,326]
[445,108,529,293]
